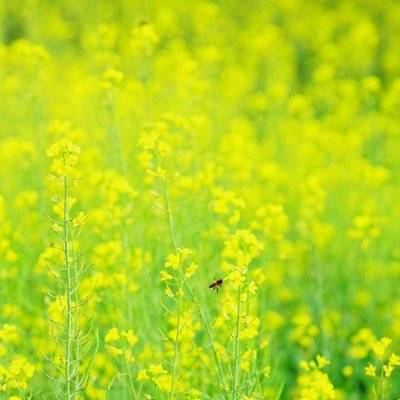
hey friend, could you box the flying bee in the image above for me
[209,278,223,292]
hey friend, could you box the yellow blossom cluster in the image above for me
[296,356,336,400]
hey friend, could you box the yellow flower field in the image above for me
[1,0,400,399]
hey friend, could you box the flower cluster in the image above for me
[296,355,336,400]
[364,337,400,399]
[0,324,35,396]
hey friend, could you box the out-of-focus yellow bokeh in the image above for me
[1,0,400,398]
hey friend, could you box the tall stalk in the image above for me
[169,293,182,400]
[62,175,74,400]
[161,178,181,400]
[46,139,93,399]
[232,286,241,400]
[160,177,228,396]
[185,283,228,392]
[162,179,178,250]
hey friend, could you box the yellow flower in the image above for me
[47,138,81,177]
[46,138,80,160]
[148,364,167,375]
[389,353,400,366]
[227,269,245,288]
[383,364,394,377]
[130,22,160,56]
[0,324,20,344]
[105,327,120,343]
[316,355,330,369]
[372,337,392,359]
[247,280,258,295]
[263,365,271,378]
[297,359,336,400]
[165,253,181,269]
[121,329,138,346]
[106,345,123,356]
[160,270,173,281]
[184,262,198,279]
[137,369,149,381]
[342,365,354,377]
[299,360,310,372]
[101,67,124,88]
[365,363,376,377]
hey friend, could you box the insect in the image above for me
[209,278,223,292]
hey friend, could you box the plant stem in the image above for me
[160,177,182,400]
[169,294,182,400]
[162,178,178,250]
[63,175,74,400]
[380,362,384,400]
[232,285,241,400]
[185,282,228,392]
[161,176,228,394]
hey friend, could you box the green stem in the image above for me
[71,226,80,395]
[185,282,228,392]
[160,176,182,400]
[124,357,138,400]
[63,175,74,400]
[232,285,241,400]
[169,295,182,400]
[161,176,228,395]
[162,178,178,250]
